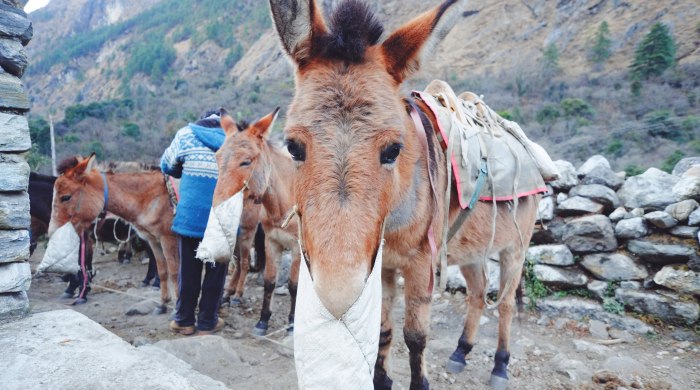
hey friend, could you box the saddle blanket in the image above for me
[414,80,558,209]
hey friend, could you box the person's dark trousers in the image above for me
[173,235,227,331]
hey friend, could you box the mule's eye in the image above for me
[60,195,72,202]
[286,139,306,162]
[240,160,252,167]
[380,143,402,165]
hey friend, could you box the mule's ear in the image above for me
[251,107,280,140]
[269,0,328,66]
[73,153,96,178]
[220,112,238,136]
[381,0,466,83]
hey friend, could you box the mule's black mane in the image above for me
[315,0,384,63]
[195,115,248,131]
[57,156,80,174]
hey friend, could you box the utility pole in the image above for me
[49,114,56,176]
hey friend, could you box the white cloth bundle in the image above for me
[294,241,384,389]
[196,191,243,264]
[38,222,81,274]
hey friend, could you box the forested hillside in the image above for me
[24,0,700,174]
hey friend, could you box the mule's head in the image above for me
[49,154,105,236]
[270,0,465,316]
[213,109,280,208]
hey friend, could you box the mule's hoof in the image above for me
[373,374,393,390]
[287,323,294,335]
[488,374,508,390]
[59,292,74,300]
[252,321,268,336]
[72,297,87,305]
[152,305,167,315]
[446,358,467,374]
[230,297,242,306]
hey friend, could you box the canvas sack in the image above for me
[38,222,81,274]
[197,191,243,264]
[294,240,384,389]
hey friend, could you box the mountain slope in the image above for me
[24,0,700,171]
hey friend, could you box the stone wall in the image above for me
[0,0,32,320]
[448,155,700,328]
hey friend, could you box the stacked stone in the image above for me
[446,155,700,329]
[530,155,700,326]
[0,0,32,320]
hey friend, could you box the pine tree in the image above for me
[630,22,676,80]
[541,43,560,77]
[590,21,612,64]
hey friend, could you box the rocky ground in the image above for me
[27,243,700,390]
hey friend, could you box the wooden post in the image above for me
[49,114,57,176]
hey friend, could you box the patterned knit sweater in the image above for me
[161,123,224,238]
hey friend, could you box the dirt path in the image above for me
[28,243,700,389]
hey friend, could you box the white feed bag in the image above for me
[294,241,384,389]
[196,191,243,264]
[38,222,81,274]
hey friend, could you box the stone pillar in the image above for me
[0,0,33,320]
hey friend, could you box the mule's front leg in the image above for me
[252,239,280,336]
[447,262,486,373]
[488,253,525,390]
[374,268,397,390]
[402,257,433,390]
[148,239,170,315]
[286,246,301,334]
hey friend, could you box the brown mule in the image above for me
[269,1,540,389]
[49,155,180,314]
[213,110,301,335]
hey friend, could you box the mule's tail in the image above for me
[249,223,266,273]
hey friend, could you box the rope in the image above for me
[90,283,169,307]
[112,217,132,244]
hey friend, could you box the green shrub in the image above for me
[603,297,625,315]
[661,150,685,173]
[606,140,624,157]
[225,43,244,68]
[28,116,51,155]
[206,20,235,47]
[524,258,550,309]
[645,110,685,141]
[536,104,560,133]
[541,43,560,76]
[498,110,513,120]
[121,122,141,139]
[624,164,644,176]
[81,141,105,160]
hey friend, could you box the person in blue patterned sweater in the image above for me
[161,109,230,335]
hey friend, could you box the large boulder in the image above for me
[615,288,700,325]
[614,217,648,239]
[643,211,678,229]
[531,219,566,245]
[627,239,698,266]
[527,244,574,266]
[535,297,654,334]
[672,166,700,201]
[577,155,610,178]
[0,261,30,292]
[445,261,500,294]
[671,157,700,176]
[549,160,579,191]
[562,215,618,253]
[0,38,26,77]
[617,168,680,210]
[0,229,28,263]
[570,184,620,211]
[688,208,700,226]
[665,199,699,222]
[653,265,700,296]
[580,253,648,281]
[557,196,604,216]
[537,196,554,221]
[580,165,624,190]
[534,264,588,287]
[669,226,700,239]
[608,207,627,222]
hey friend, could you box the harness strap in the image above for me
[101,172,109,215]
[446,159,488,242]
